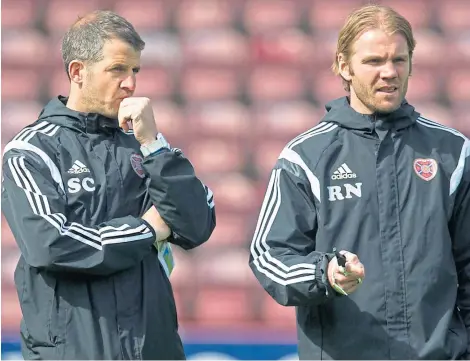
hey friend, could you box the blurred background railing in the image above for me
[2,0,469,359]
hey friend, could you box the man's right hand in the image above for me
[142,206,171,242]
[327,251,365,295]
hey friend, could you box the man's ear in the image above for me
[338,53,352,82]
[68,60,86,84]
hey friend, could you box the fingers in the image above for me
[333,271,355,284]
[332,251,365,293]
[341,280,360,293]
[328,250,365,295]
[118,105,132,130]
[333,273,363,295]
[345,262,365,277]
[341,250,359,264]
[339,251,364,278]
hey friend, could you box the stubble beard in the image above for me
[81,86,118,119]
[351,77,407,115]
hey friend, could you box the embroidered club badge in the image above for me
[130,153,145,178]
[413,158,438,181]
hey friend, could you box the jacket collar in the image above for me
[322,96,420,133]
[38,96,120,134]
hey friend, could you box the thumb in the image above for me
[118,108,130,131]
[120,120,130,132]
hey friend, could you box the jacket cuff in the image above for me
[140,218,157,243]
[315,252,342,300]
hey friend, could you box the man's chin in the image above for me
[375,100,402,114]
[103,109,119,119]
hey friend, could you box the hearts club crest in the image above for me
[130,153,145,178]
[413,158,438,181]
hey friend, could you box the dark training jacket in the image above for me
[249,97,470,359]
[2,96,216,360]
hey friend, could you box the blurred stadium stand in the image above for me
[2,0,469,358]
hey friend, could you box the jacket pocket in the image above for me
[47,276,67,347]
[15,263,56,348]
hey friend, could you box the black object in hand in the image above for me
[335,250,346,267]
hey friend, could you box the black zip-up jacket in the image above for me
[249,97,470,359]
[1,96,216,360]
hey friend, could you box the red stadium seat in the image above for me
[412,30,448,70]
[182,29,249,66]
[2,30,49,68]
[205,173,260,214]
[2,101,44,145]
[186,139,245,175]
[171,289,189,321]
[46,34,67,69]
[251,29,315,66]
[1,290,21,332]
[150,101,187,146]
[193,287,254,324]
[243,0,301,34]
[180,68,241,101]
[169,248,194,289]
[310,69,345,105]
[1,247,20,290]
[248,66,306,102]
[437,0,470,35]
[413,103,455,128]
[253,101,324,141]
[139,32,182,67]
[452,106,470,137]
[2,0,38,29]
[2,69,42,101]
[309,0,364,33]
[132,67,175,99]
[259,293,296,328]
[44,0,103,34]
[310,33,338,68]
[193,248,255,286]
[47,69,70,98]
[112,0,168,30]
[253,140,286,179]
[446,35,470,70]
[406,69,440,104]
[1,215,17,248]
[445,70,470,105]
[205,212,253,247]
[378,0,435,30]
[186,101,250,139]
[175,0,234,31]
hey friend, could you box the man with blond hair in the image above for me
[249,4,470,359]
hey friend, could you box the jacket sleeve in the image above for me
[1,148,157,276]
[249,149,336,307]
[449,140,470,357]
[142,148,215,250]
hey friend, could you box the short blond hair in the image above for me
[332,4,416,91]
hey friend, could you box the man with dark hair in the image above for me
[249,4,470,360]
[2,10,216,360]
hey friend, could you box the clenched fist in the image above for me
[327,250,365,295]
[118,97,158,146]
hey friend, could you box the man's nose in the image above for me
[381,61,398,79]
[121,74,136,92]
